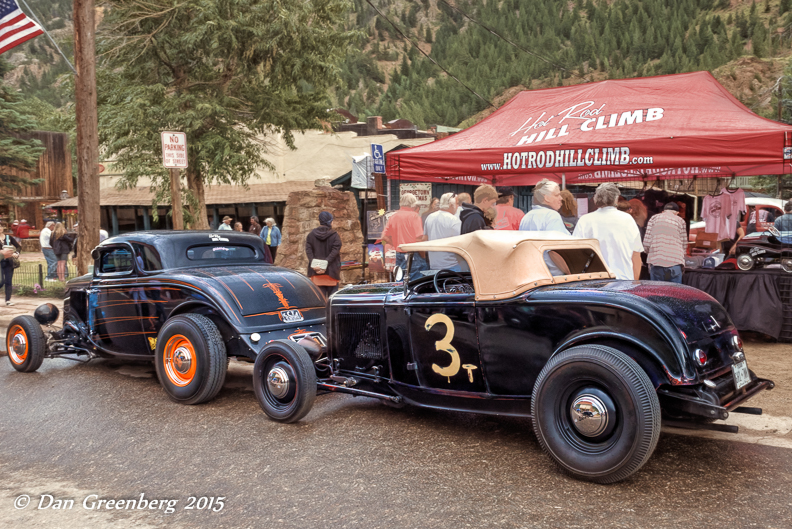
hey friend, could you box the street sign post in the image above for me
[161,132,187,229]
[371,143,385,174]
[161,132,188,168]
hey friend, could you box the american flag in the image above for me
[0,0,43,56]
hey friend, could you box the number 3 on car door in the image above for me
[425,313,461,382]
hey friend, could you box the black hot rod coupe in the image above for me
[6,231,326,405]
[735,226,792,272]
[252,230,774,483]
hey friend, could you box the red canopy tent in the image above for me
[386,72,792,186]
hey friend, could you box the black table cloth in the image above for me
[682,268,788,339]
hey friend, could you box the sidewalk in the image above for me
[0,297,63,345]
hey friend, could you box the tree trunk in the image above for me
[74,0,100,275]
[187,168,209,229]
[169,168,184,230]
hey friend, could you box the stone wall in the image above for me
[276,186,364,284]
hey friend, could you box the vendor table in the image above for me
[682,268,792,342]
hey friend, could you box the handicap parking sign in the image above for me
[372,144,385,173]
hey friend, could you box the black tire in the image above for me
[154,314,227,405]
[6,315,47,373]
[531,345,661,484]
[253,340,317,423]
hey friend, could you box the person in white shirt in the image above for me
[454,193,471,219]
[573,183,644,280]
[519,179,569,275]
[424,193,463,271]
[39,221,57,281]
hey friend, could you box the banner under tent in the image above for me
[386,71,792,187]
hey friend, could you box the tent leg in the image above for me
[561,173,566,190]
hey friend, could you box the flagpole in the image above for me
[17,0,77,74]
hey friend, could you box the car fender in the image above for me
[554,330,677,389]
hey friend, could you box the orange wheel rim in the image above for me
[163,334,197,387]
[7,325,28,365]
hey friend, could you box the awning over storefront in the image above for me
[387,72,792,186]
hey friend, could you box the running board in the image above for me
[731,406,762,415]
[663,420,739,434]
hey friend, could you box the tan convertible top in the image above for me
[399,230,615,301]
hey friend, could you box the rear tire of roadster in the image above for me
[253,340,316,423]
[154,314,227,405]
[531,345,661,484]
[6,316,46,373]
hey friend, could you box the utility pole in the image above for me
[73,0,100,274]
[169,168,184,230]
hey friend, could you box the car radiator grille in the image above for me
[335,313,384,360]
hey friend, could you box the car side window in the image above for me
[131,243,163,271]
[545,248,609,276]
[99,247,134,274]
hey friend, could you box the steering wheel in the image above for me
[768,226,782,238]
[433,269,466,294]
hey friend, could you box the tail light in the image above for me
[694,348,707,366]
[732,335,743,351]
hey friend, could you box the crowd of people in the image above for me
[376,181,733,284]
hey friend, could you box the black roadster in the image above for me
[735,226,792,272]
[252,231,774,483]
[6,231,326,405]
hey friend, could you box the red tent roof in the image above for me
[386,72,792,186]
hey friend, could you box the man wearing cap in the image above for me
[11,220,19,237]
[218,216,233,230]
[493,187,523,230]
[643,202,687,283]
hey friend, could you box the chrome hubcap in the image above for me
[11,333,26,356]
[570,394,609,438]
[267,366,291,399]
[737,255,754,270]
[172,346,192,375]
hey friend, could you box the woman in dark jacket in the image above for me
[0,224,21,305]
[51,222,77,282]
[305,211,342,300]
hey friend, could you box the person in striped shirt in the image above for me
[643,202,687,283]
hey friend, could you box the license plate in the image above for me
[732,361,750,390]
[280,310,304,323]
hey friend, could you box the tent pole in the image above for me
[561,173,566,190]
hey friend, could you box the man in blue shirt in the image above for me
[519,179,569,275]
[775,200,792,232]
[519,179,566,233]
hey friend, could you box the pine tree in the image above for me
[752,21,769,57]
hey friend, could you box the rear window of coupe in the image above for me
[186,244,258,261]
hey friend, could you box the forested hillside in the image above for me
[6,0,792,128]
[337,0,792,127]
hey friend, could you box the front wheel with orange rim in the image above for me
[154,314,227,405]
[6,315,46,373]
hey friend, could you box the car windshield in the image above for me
[186,244,259,261]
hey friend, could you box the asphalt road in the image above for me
[1,339,792,528]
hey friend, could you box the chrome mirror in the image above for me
[394,266,404,282]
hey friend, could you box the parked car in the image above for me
[6,231,326,405]
[734,226,792,272]
[252,230,774,483]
